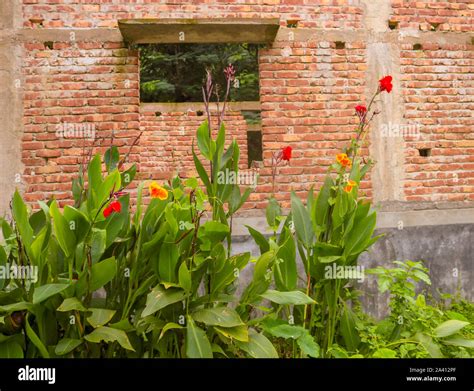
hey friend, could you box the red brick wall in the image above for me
[19,0,474,210]
[139,108,249,179]
[401,42,474,202]
[391,1,474,32]
[22,40,140,205]
[22,0,364,29]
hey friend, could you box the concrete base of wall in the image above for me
[231,222,473,319]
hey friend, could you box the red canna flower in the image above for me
[103,200,121,218]
[281,146,292,161]
[103,205,113,218]
[379,75,393,93]
[110,200,121,212]
[355,105,367,116]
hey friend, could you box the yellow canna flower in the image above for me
[149,182,168,200]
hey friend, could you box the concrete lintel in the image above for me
[140,101,261,113]
[231,207,474,236]
[11,28,124,43]
[118,18,280,44]
[274,27,473,45]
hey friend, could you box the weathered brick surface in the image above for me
[22,0,364,29]
[401,42,474,202]
[391,1,474,32]
[17,0,474,210]
[22,40,140,205]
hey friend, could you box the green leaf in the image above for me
[192,307,244,328]
[274,227,297,291]
[291,192,314,247]
[0,302,33,314]
[159,322,183,341]
[158,238,179,283]
[297,333,320,358]
[344,211,376,257]
[87,308,116,328]
[266,197,281,228]
[90,228,107,264]
[12,190,34,249]
[260,290,315,305]
[235,329,278,358]
[0,340,23,358]
[214,325,249,342]
[25,314,49,358]
[90,257,117,291]
[372,348,397,358]
[142,286,186,318]
[246,225,270,254]
[55,338,82,356]
[442,336,474,348]
[415,333,443,358]
[340,306,361,351]
[104,146,120,172]
[434,320,470,338]
[33,283,69,304]
[186,317,213,358]
[85,326,135,351]
[50,201,76,258]
[178,262,192,292]
[57,297,86,312]
[197,121,212,160]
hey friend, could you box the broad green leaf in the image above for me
[104,146,119,172]
[85,326,134,351]
[158,238,179,283]
[159,322,183,341]
[186,317,213,358]
[178,262,192,292]
[57,297,86,312]
[266,197,281,228]
[372,348,397,358]
[261,290,315,305]
[12,190,34,248]
[87,308,116,328]
[297,333,320,358]
[442,336,474,348]
[33,283,69,304]
[0,340,23,358]
[340,306,360,351]
[90,228,106,264]
[0,301,33,314]
[415,333,443,358]
[197,121,211,160]
[246,225,270,254]
[291,192,314,247]
[434,320,470,338]
[55,338,82,356]
[214,325,249,342]
[142,286,186,318]
[274,227,297,291]
[192,307,244,328]
[235,329,278,358]
[50,201,76,258]
[90,257,117,291]
[25,314,49,358]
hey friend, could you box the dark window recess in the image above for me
[413,43,422,50]
[418,148,431,157]
[139,43,260,103]
[44,41,54,50]
[286,20,299,28]
[388,20,399,30]
[247,131,263,168]
[335,41,345,49]
[196,110,204,116]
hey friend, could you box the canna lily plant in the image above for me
[244,76,394,357]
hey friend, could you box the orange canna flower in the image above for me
[336,153,352,168]
[344,179,357,193]
[149,182,169,200]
